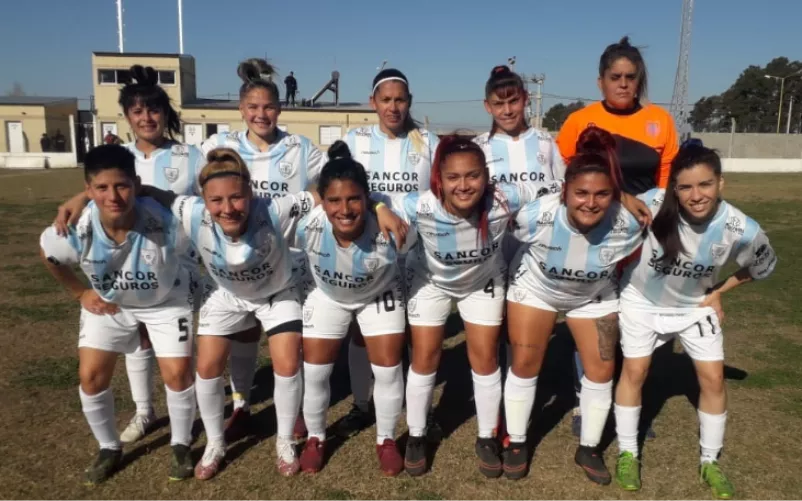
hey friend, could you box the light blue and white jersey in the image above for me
[343,125,439,194]
[172,192,314,301]
[473,127,565,184]
[40,198,191,307]
[379,180,561,295]
[509,193,643,310]
[124,141,205,196]
[296,206,414,304]
[202,129,324,199]
[621,188,777,308]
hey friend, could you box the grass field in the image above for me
[0,168,800,500]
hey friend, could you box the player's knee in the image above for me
[410,348,440,375]
[621,360,649,388]
[511,345,546,379]
[583,360,614,384]
[697,368,725,395]
[79,367,111,395]
[161,361,193,391]
[272,350,299,378]
[196,356,226,380]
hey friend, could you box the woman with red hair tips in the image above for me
[502,127,646,484]
[374,135,562,478]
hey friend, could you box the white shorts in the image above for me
[507,285,619,319]
[620,305,723,361]
[197,285,302,336]
[406,274,506,327]
[78,301,193,358]
[302,282,406,339]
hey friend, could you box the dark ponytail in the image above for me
[238,58,280,102]
[563,126,623,201]
[599,36,648,101]
[484,65,527,138]
[118,65,182,139]
[317,140,370,199]
[652,140,722,264]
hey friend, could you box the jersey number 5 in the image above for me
[177,317,189,342]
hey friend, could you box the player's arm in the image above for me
[620,193,652,226]
[54,191,90,236]
[369,193,412,247]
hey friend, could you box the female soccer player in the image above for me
[557,37,679,436]
[140,148,406,479]
[375,135,565,478]
[295,141,411,476]
[502,127,644,483]
[53,65,206,445]
[612,143,776,499]
[202,58,326,439]
[40,145,197,484]
[337,68,440,438]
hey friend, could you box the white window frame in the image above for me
[319,125,342,146]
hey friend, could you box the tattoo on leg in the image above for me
[596,315,619,361]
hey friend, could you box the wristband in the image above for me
[375,202,387,209]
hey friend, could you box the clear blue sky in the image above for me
[1,0,800,129]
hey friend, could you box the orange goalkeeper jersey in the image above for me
[556,101,679,194]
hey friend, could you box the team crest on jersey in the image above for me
[652,193,665,207]
[646,121,661,137]
[302,305,314,324]
[612,215,628,234]
[513,287,526,302]
[373,232,389,246]
[725,217,744,235]
[407,152,421,166]
[305,218,324,233]
[164,167,179,183]
[419,202,433,217]
[141,249,158,266]
[284,134,299,146]
[407,298,417,313]
[711,243,728,260]
[537,152,547,164]
[278,161,295,179]
[364,258,379,273]
[538,211,554,226]
[201,212,212,227]
[598,247,615,265]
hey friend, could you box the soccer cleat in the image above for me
[194,443,226,481]
[502,440,528,480]
[426,410,444,442]
[168,444,194,481]
[376,439,404,477]
[293,413,308,441]
[404,436,427,477]
[334,404,372,438]
[615,451,641,491]
[575,445,611,485]
[475,437,503,479]
[299,437,325,473]
[84,448,123,486]
[120,410,157,444]
[276,439,300,477]
[223,407,252,443]
[700,461,735,499]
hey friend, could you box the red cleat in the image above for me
[376,439,403,477]
[299,437,325,473]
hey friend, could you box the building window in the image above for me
[319,125,342,146]
[116,69,132,84]
[98,69,116,84]
[158,70,176,85]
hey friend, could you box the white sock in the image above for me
[579,376,613,447]
[406,369,436,437]
[79,387,121,450]
[698,410,727,463]
[349,341,373,412]
[302,362,334,441]
[371,363,403,444]
[614,404,641,456]
[195,374,225,446]
[165,384,196,446]
[273,372,301,441]
[504,370,537,443]
[472,368,502,439]
[229,341,259,411]
[125,348,154,416]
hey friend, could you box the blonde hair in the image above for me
[199,147,252,188]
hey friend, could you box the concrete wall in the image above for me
[722,158,802,173]
[0,152,77,169]
[695,132,802,159]
[0,101,77,153]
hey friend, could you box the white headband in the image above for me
[372,76,408,94]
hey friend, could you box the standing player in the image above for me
[503,127,644,483]
[337,68,440,439]
[557,37,679,436]
[201,58,326,440]
[613,144,776,499]
[41,145,197,484]
[295,141,411,476]
[376,136,563,478]
[53,65,206,445]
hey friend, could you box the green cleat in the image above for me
[84,448,123,486]
[700,461,735,500]
[615,451,641,491]
[169,444,194,481]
